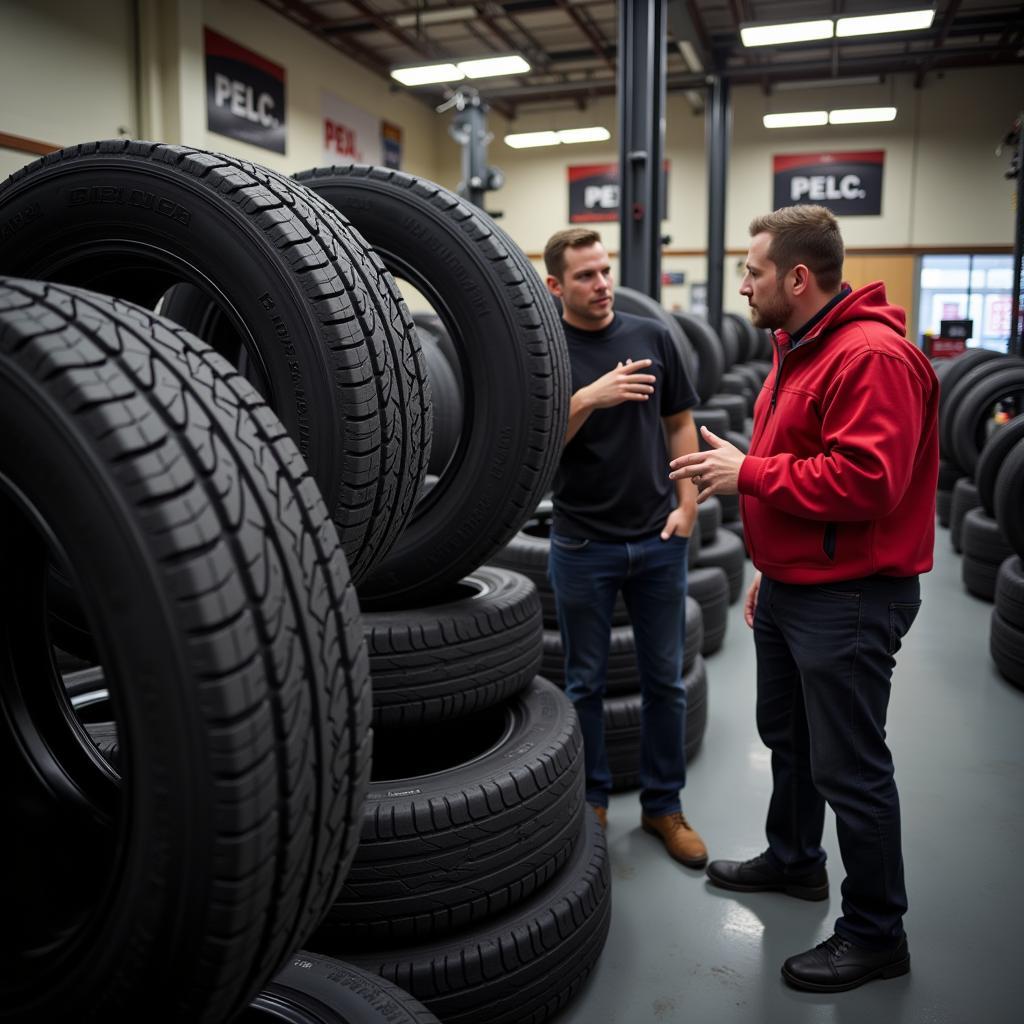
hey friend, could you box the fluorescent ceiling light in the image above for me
[836,9,935,37]
[775,75,882,91]
[390,63,463,86]
[557,126,611,144]
[677,39,703,72]
[394,5,475,28]
[504,131,561,149]
[458,55,531,79]
[741,20,833,47]
[829,106,898,124]
[763,111,829,128]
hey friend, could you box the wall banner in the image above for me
[205,28,286,154]
[321,94,402,169]
[568,163,670,223]
[772,151,884,216]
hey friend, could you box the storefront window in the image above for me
[917,253,1014,352]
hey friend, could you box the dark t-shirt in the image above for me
[552,311,698,541]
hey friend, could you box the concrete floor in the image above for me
[557,529,1024,1024]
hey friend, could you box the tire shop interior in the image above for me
[0,1,1022,1022]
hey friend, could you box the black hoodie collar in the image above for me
[789,285,853,345]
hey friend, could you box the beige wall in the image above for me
[0,0,444,180]
[0,0,137,178]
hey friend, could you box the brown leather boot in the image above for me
[641,811,708,867]
[590,804,608,830]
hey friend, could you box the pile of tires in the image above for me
[987,431,1024,689]
[284,166,611,1023]
[0,278,372,1021]
[1,147,607,1023]
[931,349,1024,600]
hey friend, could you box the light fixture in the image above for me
[557,127,611,144]
[763,111,829,128]
[742,8,935,48]
[503,126,610,148]
[390,54,530,87]
[390,63,463,86]
[504,131,561,149]
[829,106,898,124]
[457,55,531,79]
[763,107,899,128]
[741,19,833,47]
[775,75,882,91]
[836,9,935,37]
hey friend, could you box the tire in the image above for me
[977,416,1024,516]
[316,677,584,946]
[936,487,953,528]
[701,393,746,432]
[722,312,753,363]
[718,371,755,411]
[990,611,1024,689]
[292,166,570,605]
[693,407,731,444]
[950,477,980,554]
[694,529,746,603]
[949,365,1024,477]
[687,566,730,655]
[730,362,768,395]
[412,311,463,392]
[993,437,1024,557]
[418,332,463,476]
[995,556,1024,628]
[937,457,965,492]
[606,655,709,791]
[540,595,704,690]
[720,516,749,556]
[940,355,1022,464]
[698,494,722,544]
[362,567,542,727]
[672,311,724,403]
[0,140,429,583]
[962,554,1000,601]
[961,508,1015,567]
[611,285,698,382]
[718,491,741,522]
[245,953,440,1023]
[0,280,371,1022]
[320,812,611,1024]
[938,348,1004,422]
[724,430,750,453]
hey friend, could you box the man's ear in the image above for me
[789,263,812,297]
[546,275,562,297]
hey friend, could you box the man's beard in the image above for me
[749,287,792,331]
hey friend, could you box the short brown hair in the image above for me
[749,205,844,293]
[544,228,603,280]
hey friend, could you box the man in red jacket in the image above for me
[670,205,938,993]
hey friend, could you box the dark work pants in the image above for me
[753,574,921,950]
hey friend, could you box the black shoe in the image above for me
[705,851,828,901]
[782,933,910,992]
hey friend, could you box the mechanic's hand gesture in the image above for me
[582,358,656,409]
[668,425,745,505]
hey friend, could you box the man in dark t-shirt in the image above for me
[543,227,707,868]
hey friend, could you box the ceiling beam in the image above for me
[342,0,445,59]
[552,0,616,72]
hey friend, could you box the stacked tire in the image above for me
[988,433,1024,689]
[288,167,611,1023]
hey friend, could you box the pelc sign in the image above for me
[773,151,884,216]
[205,29,286,155]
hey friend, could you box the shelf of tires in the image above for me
[0,144,607,1023]
[932,348,1024,691]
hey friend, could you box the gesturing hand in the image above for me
[582,358,656,410]
[668,425,745,505]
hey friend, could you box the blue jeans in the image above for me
[753,574,921,950]
[548,530,689,816]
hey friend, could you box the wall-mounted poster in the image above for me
[205,28,286,154]
[772,151,884,216]
[568,163,670,223]
[321,93,403,169]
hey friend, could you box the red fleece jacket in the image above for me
[737,281,939,583]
